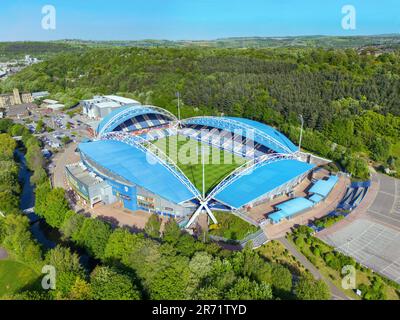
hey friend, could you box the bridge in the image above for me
[22,207,35,214]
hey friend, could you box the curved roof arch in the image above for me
[181,116,298,154]
[97,104,177,136]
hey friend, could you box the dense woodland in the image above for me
[2,46,399,177]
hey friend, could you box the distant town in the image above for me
[0,55,40,80]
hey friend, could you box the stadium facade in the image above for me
[67,103,316,226]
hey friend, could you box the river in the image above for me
[15,148,97,270]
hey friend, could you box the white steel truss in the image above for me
[100,132,201,200]
[181,116,294,154]
[186,152,296,228]
[98,105,178,137]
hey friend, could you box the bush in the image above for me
[209,211,259,240]
[295,275,330,300]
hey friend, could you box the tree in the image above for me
[61,136,71,145]
[35,187,69,228]
[104,228,139,263]
[294,275,330,300]
[148,255,191,300]
[45,245,84,275]
[369,135,391,162]
[76,218,112,260]
[225,277,273,300]
[60,211,85,241]
[144,214,162,239]
[89,266,141,300]
[270,264,293,297]
[162,219,181,244]
[0,190,20,215]
[26,143,45,173]
[35,119,44,133]
[30,167,48,185]
[0,214,42,267]
[0,133,17,160]
[187,251,214,296]
[0,119,13,133]
[8,123,28,137]
[69,277,92,300]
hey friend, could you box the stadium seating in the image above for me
[338,181,369,211]
[179,125,269,159]
[140,128,176,141]
[113,113,170,133]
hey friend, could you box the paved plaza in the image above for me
[320,173,400,283]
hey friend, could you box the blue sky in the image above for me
[0,0,399,41]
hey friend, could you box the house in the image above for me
[32,91,50,100]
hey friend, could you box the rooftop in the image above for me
[66,163,105,188]
[309,175,339,197]
[78,139,196,204]
[269,197,315,223]
[104,95,141,105]
[213,159,315,209]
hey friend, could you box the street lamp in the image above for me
[298,114,304,152]
[176,91,181,121]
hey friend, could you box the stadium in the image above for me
[66,104,321,228]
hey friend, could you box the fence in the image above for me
[209,228,267,249]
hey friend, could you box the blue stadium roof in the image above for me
[276,197,315,214]
[309,194,324,204]
[309,175,339,197]
[78,140,195,204]
[213,159,315,209]
[225,117,298,153]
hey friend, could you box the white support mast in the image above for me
[202,145,205,199]
[176,91,181,122]
[298,114,304,152]
[186,144,218,228]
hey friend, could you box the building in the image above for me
[82,95,141,119]
[42,99,65,110]
[0,94,14,108]
[32,91,50,100]
[65,163,115,208]
[21,92,33,104]
[13,88,22,105]
[67,104,316,227]
[6,103,37,118]
[0,88,33,108]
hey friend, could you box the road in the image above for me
[279,237,350,300]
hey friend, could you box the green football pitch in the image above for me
[151,135,246,195]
